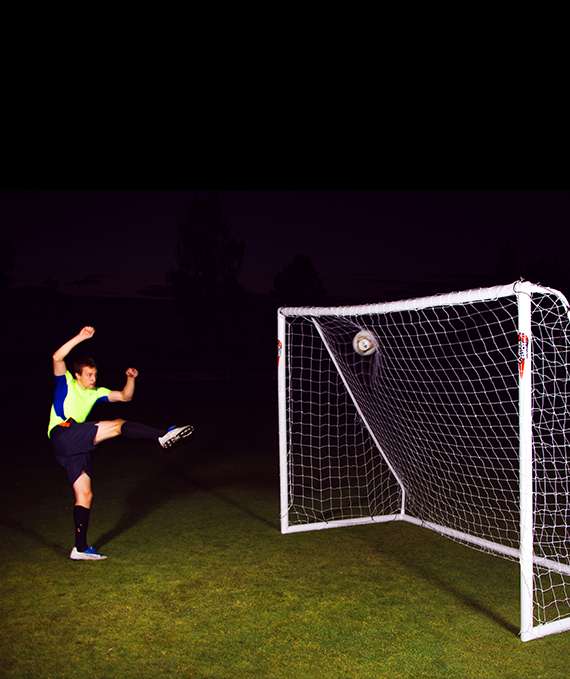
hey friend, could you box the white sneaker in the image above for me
[159,424,194,449]
[70,546,108,560]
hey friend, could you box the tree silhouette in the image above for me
[171,193,244,304]
[0,238,13,290]
[496,239,523,283]
[273,254,326,306]
[169,193,245,362]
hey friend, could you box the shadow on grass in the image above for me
[95,452,279,549]
[369,528,519,637]
[0,518,67,558]
[188,476,279,532]
[402,557,519,637]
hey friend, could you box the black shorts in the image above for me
[51,420,98,485]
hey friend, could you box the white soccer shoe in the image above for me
[70,546,107,560]
[158,424,195,449]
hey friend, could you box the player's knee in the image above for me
[74,482,93,506]
[115,419,126,435]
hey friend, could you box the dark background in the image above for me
[1,190,568,467]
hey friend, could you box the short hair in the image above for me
[73,356,97,376]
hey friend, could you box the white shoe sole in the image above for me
[159,424,194,449]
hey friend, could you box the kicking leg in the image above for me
[96,419,166,442]
[121,421,195,448]
[94,419,194,449]
[121,421,166,440]
[93,419,126,444]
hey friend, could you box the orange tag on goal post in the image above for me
[518,332,529,378]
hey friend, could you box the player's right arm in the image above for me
[52,326,95,376]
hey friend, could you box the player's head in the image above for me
[73,356,98,389]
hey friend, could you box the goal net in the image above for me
[277,281,570,641]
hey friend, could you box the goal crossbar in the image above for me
[279,281,569,317]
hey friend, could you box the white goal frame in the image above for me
[277,280,570,642]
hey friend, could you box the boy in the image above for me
[49,326,194,560]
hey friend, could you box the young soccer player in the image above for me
[48,326,194,560]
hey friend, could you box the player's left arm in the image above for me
[108,368,138,402]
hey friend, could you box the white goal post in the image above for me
[277,280,570,642]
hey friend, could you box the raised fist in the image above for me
[78,326,95,340]
[126,367,139,378]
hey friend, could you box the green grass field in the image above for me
[2,438,570,679]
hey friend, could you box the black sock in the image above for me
[121,421,165,440]
[74,505,90,552]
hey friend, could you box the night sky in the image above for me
[2,190,569,302]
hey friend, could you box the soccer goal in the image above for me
[277,280,570,642]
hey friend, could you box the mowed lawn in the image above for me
[2,434,570,679]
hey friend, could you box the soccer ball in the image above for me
[353,330,378,356]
